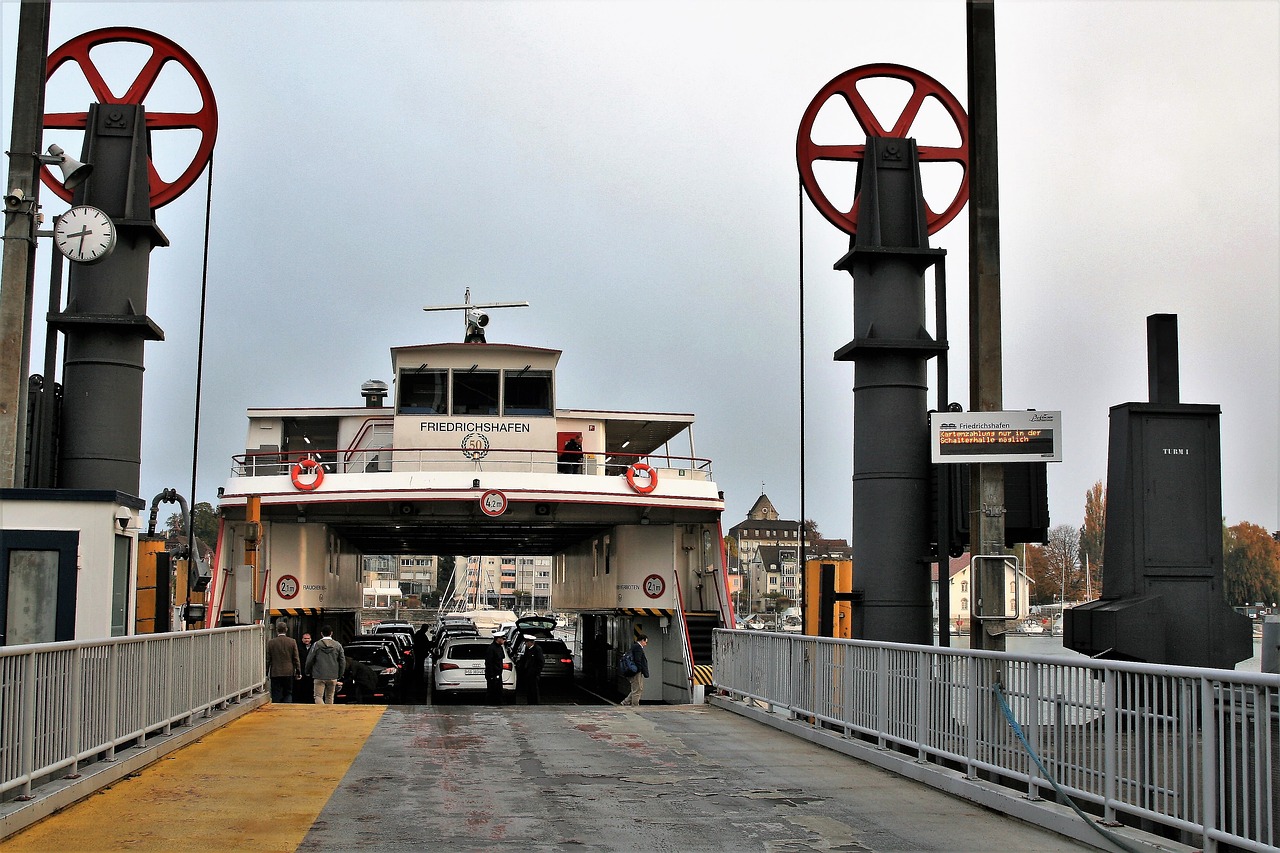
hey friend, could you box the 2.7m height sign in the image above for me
[929,411,1062,464]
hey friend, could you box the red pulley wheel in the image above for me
[43,27,218,208]
[797,63,968,236]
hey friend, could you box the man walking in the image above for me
[622,635,650,707]
[306,625,345,705]
[266,621,301,703]
[484,632,509,705]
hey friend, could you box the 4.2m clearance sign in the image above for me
[929,411,1062,464]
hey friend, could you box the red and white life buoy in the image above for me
[291,458,324,491]
[625,462,657,494]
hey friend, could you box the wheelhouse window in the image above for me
[452,370,499,415]
[399,369,448,414]
[503,369,552,416]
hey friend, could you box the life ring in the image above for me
[625,462,657,494]
[291,458,324,491]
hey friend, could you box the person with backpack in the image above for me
[621,635,649,707]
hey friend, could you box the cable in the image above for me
[992,680,1142,853]
[187,154,215,575]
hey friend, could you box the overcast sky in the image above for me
[2,0,1277,543]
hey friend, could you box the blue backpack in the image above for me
[620,650,638,677]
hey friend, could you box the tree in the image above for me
[802,519,822,543]
[1223,522,1280,607]
[163,501,218,555]
[1078,481,1105,598]
[1022,543,1054,605]
[435,555,456,604]
[1043,524,1080,603]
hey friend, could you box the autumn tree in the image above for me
[1021,543,1054,605]
[1223,522,1280,606]
[1077,481,1105,598]
[1041,524,1081,603]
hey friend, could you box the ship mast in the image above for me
[423,289,529,343]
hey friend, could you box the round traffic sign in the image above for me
[277,574,299,600]
[797,63,969,236]
[480,489,508,517]
[643,573,666,600]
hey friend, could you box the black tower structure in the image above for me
[50,103,167,494]
[834,137,945,645]
[1065,315,1252,668]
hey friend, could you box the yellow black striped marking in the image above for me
[692,664,714,685]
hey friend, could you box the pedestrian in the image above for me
[295,631,315,703]
[557,434,583,473]
[413,623,432,689]
[343,657,379,704]
[622,635,650,707]
[266,621,301,703]
[306,625,346,705]
[521,635,545,704]
[484,631,509,705]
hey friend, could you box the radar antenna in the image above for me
[422,288,529,343]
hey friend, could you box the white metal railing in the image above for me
[0,626,266,801]
[712,630,1278,853]
[231,445,714,481]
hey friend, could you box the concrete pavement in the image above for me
[2,700,1097,852]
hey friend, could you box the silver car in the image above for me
[432,637,515,701]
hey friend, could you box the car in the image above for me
[350,633,415,673]
[373,620,414,634]
[336,643,402,703]
[512,635,574,681]
[432,637,515,701]
[432,622,480,658]
[502,614,557,645]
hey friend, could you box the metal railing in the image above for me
[712,630,1278,853]
[231,445,714,481]
[0,626,266,801]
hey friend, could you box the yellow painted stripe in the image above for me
[692,664,714,685]
[2,703,384,853]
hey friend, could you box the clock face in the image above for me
[53,205,116,264]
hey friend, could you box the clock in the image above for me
[53,205,116,264]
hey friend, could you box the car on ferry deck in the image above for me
[336,643,402,703]
[432,636,515,701]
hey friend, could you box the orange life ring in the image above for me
[625,462,657,494]
[291,458,324,491]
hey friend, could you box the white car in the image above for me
[432,637,516,701]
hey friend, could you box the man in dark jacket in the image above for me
[343,657,380,704]
[295,632,315,703]
[483,633,509,705]
[266,621,301,703]
[521,636,546,705]
[622,635,650,707]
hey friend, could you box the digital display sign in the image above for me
[930,411,1062,464]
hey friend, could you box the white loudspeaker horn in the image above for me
[45,144,92,190]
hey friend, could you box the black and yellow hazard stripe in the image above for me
[268,608,321,616]
[692,664,714,685]
[621,607,673,617]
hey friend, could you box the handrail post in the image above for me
[875,646,889,749]
[914,648,929,762]
[1026,662,1042,800]
[964,654,978,778]
[67,644,83,777]
[18,652,36,799]
[1200,675,1218,852]
[1103,668,1118,824]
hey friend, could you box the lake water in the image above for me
[935,632,1268,674]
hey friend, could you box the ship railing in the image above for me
[0,626,267,804]
[712,630,1278,853]
[230,446,714,481]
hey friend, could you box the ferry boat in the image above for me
[209,294,731,702]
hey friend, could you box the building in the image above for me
[727,494,849,615]
[931,553,1032,633]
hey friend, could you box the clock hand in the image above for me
[67,225,92,254]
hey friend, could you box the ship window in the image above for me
[503,370,552,416]
[399,369,448,414]
[452,370,499,415]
